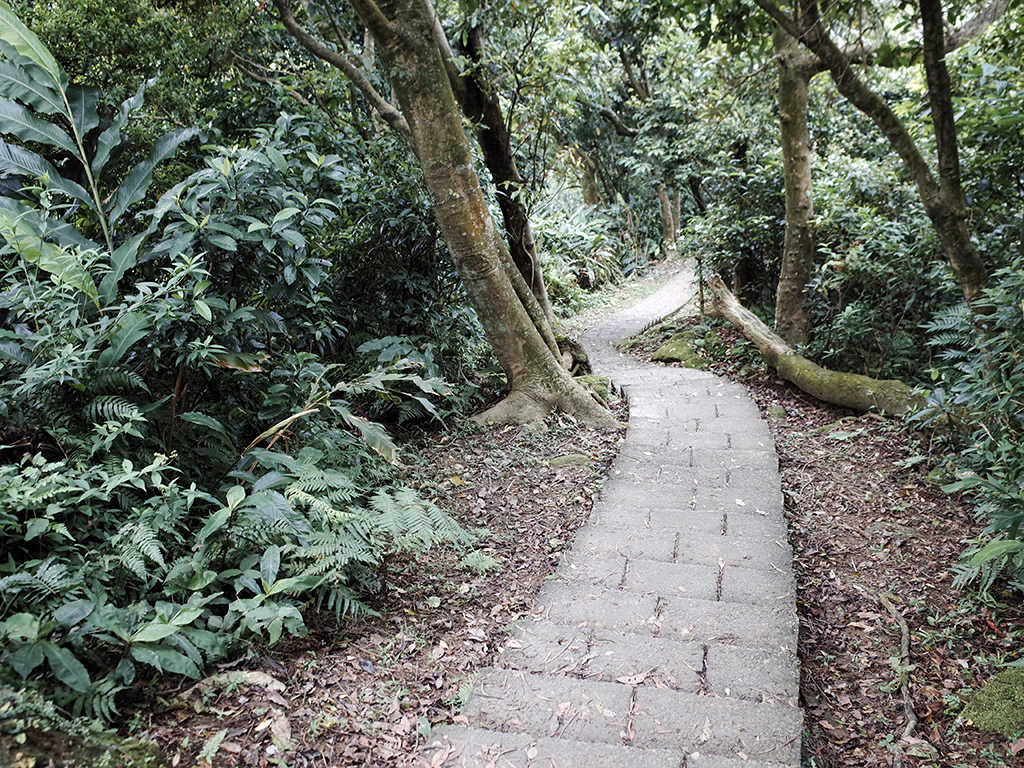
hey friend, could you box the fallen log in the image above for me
[706,275,926,415]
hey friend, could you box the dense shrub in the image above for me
[0,15,486,717]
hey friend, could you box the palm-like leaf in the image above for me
[0,1,67,91]
[0,97,74,152]
[108,128,198,226]
[0,140,91,206]
[0,60,61,114]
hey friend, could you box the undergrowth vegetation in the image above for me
[0,10,492,720]
[0,5,665,726]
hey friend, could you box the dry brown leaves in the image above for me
[134,407,625,767]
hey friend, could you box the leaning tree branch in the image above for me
[591,104,640,137]
[273,0,410,139]
[706,275,925,414]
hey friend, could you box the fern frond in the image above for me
[86,395,142,424]
[369,488,474,551]
[109,520,166,582]
[88,369,150,395]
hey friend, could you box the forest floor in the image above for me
[115,269,1021,768]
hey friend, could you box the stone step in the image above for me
[433,669,801,765]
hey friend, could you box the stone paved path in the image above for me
[425,266,802,767]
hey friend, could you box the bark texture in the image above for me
[774,33,823,346]
[707,276,924,415]
[458,26,556,328]
[751,0,993,308]
[346,0,617,427]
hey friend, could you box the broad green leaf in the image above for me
[107,127,199,225]
[98,233,146,306]
[23,517,47,540]
[179,412,228,436]
[115,657,135,685]
[170,607,204,626]
[2,612,39,641]
[0,338,28,364]
[8,641,44,678]
[41,640,90,691]
[0,197,98,251]
[0,208,96,298]
[131,623,180,643]
[91,80,149,177]
[186,570,218,591]
[197,507,231,544]
[53,599,95,627]
[193,299,212,321]
[0,97,74,152]
[0,59,62,114]
[260,545,281,587]
[266,146,288,173]
[266,574,321,596]
[130,643,200,678]
[225,485,246,509]
[206,233,237,252]
[968,539,1024,567]
[0,139,91,206]
[0,2,68,90]
[271,206,300,225]
[97,311,152,367]
[66,84,99,138]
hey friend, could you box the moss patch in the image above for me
[963,668,1024,738]
[651,332,704,368]
[575,375,612,402]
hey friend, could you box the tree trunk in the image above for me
[752,0,990,308]
[347,0,617,427]
[460,25,556,329]
[656,182,676,253]
[706,275,925,414]
[774,33,821,346]
[578,149,606,207]
[671,188,681,236]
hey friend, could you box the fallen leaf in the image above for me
[270,709,291,751]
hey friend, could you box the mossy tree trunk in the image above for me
[342,0,617,426]
[706,275,925,414]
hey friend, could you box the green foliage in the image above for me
[920,259,1024,591]
[0,13,492,720]
[534,202,657,313]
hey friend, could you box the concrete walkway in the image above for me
[425,266,802,767]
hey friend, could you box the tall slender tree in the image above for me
[274,0,617,425]
[751,0,1009,312]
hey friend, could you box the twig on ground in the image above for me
[879,591,918,768]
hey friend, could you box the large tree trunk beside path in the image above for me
[346,0,617,428]
[706,276,925,415]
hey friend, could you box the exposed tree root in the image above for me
[470,379,623,429]
[705,275,925,415]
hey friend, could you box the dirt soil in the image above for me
[28,269,1023,768]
